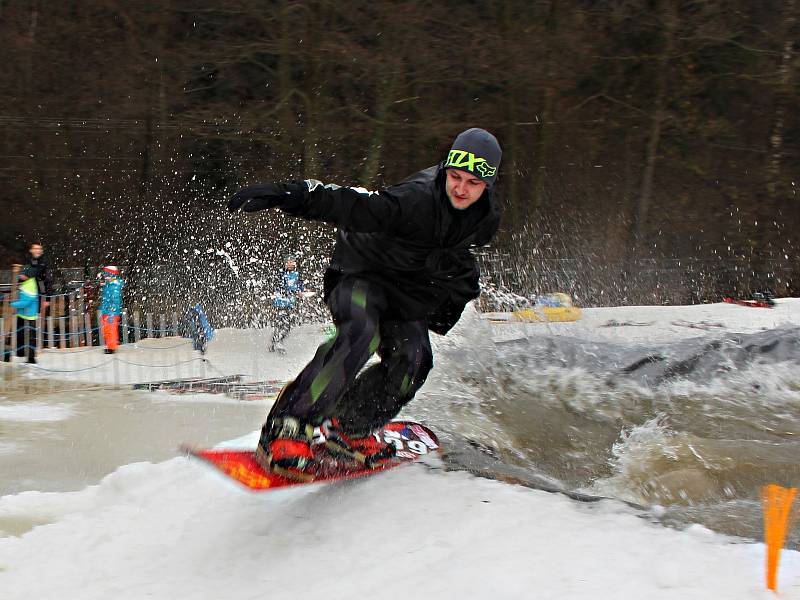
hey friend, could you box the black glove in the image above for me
[227,182,304,213]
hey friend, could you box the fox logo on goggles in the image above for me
[446,150,497,179]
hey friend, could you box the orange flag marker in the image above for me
[762,484,798,592]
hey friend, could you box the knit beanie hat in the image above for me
[444,128,502,186]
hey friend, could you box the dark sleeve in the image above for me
[279,179,405,233]
[482,212,501,246]
[41,258,54,296]
[428,299,467,336]
[473,196,501,247]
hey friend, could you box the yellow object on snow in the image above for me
[512,293,582,323]
[513,307,582,322]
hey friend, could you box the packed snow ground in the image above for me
[2,300,800,599]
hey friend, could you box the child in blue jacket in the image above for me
[4,266,39,364]
[269,255,304,354]
[99,265,124,354]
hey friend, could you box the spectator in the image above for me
[4,265,39,364]
[99,265,124,354]
[25,242,53,311]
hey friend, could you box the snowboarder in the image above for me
[228,127,502,479]
[268,254,305,354]
[183,304,214,354]
[99,265,124,354]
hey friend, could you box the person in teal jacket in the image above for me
[99,265,124,354]
[4,266,39,364]
[269,255,305,354]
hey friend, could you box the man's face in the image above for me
[30,244,43,258]
[445,168,487,210]
[285,259,297,271]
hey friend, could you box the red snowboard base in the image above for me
[182,421,440,491]
[723,297,774,308]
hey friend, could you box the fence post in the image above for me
[23,320,30,364]
[4,265,21,363]
[87,310,95,347]
[10,314,17,361]
[159,313,166,339]
[79,290,89,346]
[70,292,78,349]
[146,312,154,340]
[113,352,120,388]
[1,295,9,337]
[48,315,55,351]
[36,314,43,353]
[122,311,129,345]
[58,295,66,350]
[97,309,105,348]
[0,318,7,388]
[133,310,141,343]
[2,264,20,338]
[84,313,92,349]
[172,312,179,339]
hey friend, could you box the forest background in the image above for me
[0,0,798,318]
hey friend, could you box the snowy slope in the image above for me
[2,300,800,598]
[1,455,794,599]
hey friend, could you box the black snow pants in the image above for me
[270,307,293,348]
[266,277,433,436]
[4,317,37,363]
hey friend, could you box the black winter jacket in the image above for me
[25,253,54,297]
[279,164,500,334]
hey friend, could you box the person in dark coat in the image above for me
[25,242,53,310]
[228,128,502,480]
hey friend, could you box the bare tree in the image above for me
[766,0,797,197]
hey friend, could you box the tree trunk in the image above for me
[497,0,521,226]
[24,0,38,92]
[605,129,635,264]
[140,114,153,197]
[300,5,324,177]
[361,73,396,186]
[300,89,319,177]
[278,13,295,166]
[24,1,44,192]
[633,0,677,248]
[636,108,665,241]
[766,0,797,197]
[502,116,519,235]
[140,1,170,198]
[530,1,559,218]
[530,87,554,217]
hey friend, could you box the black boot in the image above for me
[321,418,396,468]
[254,417,315,482]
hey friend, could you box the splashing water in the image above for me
[405,308,800,546]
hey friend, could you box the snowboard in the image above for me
[723,297,774,308]
[182,421,440,491]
